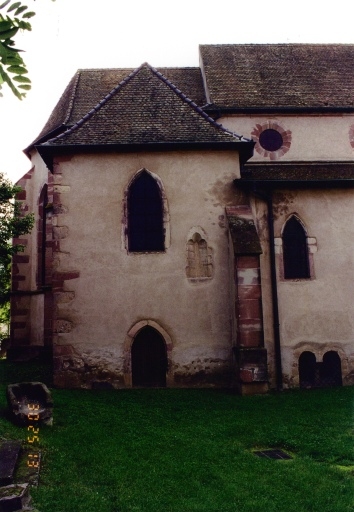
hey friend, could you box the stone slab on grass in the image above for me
[0,441,21,486]
[0,483,31,512]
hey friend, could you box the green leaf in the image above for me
[22,10,34,18]
[12,73,30,82]
[0,0,11,9]
[15,5,27,16]
[0,65,22,98]
[0,26,18,39]
[0,40,11,57]
[15,19,31,30]
[7,2,21,13]
[7,64,26,73]
[6,54,23,64]
[18,83,30,89]
[0,20,12,31]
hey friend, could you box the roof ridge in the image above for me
[147,63,248,141]
[63,70,81,125]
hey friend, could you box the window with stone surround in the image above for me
[276,215,316,280]
[127,170,164,252]
[186,230,213,280]
[283,216,309,279]
[299,350,342,388]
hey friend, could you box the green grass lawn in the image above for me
[0,361,353,512]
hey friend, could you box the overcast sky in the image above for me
[1,0,354,183]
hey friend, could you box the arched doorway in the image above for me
[321,351,342,387]
[131,326,167,387]
[299,351,316,388]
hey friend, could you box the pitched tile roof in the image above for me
[34,67,207,144]
[200,44,354,110]
[39,63,249,148]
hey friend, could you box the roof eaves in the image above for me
[36,139,255,172]
[205,105,354,116]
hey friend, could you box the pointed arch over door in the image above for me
[131,326,167,387]
[127,170,164,252]
[282,216,310,279]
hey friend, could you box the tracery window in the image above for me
[186,232,213,279]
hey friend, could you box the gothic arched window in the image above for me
[283,216,310,279]
[128,171,164,252]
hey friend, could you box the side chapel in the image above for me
[9,44,354,392]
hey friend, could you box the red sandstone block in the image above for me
[11,308,29,316]
[12,254,30,264]
[52,281,64,291]
[53,345,75,357]
[16,190,26,200]
[53,192,61,203]
[53,271,80,281]
[12,238,28,246]
[238,318,263,330]
[237,330,264,347]
[226,205,252,216]
[237,299,262,320]
[240,368,254,383]
[236,256,260,269]
[237,285,261,300]
[11,321,26,329]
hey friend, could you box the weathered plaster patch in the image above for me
[54,319,73,333]
[272,191,296,220]
[53,226,69,240]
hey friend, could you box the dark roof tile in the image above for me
[33,67,207,145]
[200,44,354,109]
[42,63,246,148]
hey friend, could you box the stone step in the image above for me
[0,441,22,487]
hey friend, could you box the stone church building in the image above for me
[9,44,354,392]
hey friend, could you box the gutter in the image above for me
[254,188,283,391]
[205,106,354,117]
[35,140,255,172]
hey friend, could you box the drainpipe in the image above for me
[254,186,283,391]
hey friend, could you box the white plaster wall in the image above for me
[24,152,49,290]
[221,114,354,162]
[54,150,241,378]
[270,188,354,383]
[13,152,48,346]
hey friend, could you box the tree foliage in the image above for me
[0,0,55,99]
[0,173,34,308]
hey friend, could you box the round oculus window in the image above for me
[258,129,283,152]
